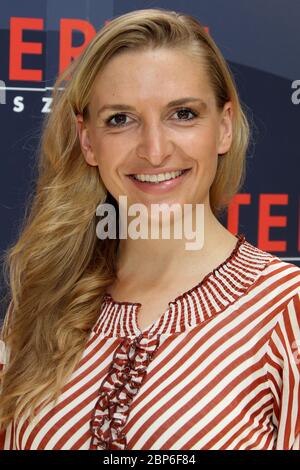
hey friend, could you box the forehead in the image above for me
[90,48,214,107]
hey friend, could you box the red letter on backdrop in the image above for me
[258,194,288,251]
[59,19,96,74]
[227,194,251,235]
[9,17,44,81]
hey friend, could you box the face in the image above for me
[77,47,232,210]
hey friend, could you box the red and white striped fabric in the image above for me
[1,234,300,450]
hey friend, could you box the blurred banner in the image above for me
[0,0,299,315]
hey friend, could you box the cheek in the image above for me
[186,130,219,165]
[91,133,122,171]
[184,129,219,192]
[97,129,131,149]
[91,134,127,195]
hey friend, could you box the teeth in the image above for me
[132,170,185,183]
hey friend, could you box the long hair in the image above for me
[0,8,249,429]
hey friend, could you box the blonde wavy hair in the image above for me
[0,8,249,429]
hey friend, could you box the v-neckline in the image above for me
[92,234,274,338]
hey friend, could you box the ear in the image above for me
[217,101,233,156]
[76,114,98,167]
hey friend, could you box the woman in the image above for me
[0,8,299,450]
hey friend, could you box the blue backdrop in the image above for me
[1,0,299,318]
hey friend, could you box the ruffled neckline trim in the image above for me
[92,234,275,338]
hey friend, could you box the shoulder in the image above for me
[237,237,300,313]
[244,244,300,362]
[243,238,300,289]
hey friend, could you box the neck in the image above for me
[114,201,238,283]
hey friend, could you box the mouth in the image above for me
[127,168,191,184]
[125,168,192,194]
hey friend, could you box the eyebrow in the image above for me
[96,97,207,116]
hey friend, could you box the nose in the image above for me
[136,118,174,166]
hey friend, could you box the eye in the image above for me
[173,107,198,121]
[105,113,132,128]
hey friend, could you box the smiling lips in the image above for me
[131,169,188,183]
[127,168,191,193]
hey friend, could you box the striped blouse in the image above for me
[1,234,300,450]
